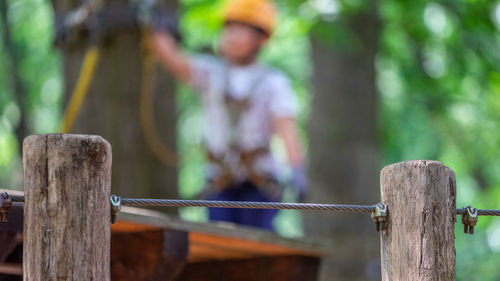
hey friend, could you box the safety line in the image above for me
[121,198,375,212]
[6,194,500,216]
[456,208,500,217]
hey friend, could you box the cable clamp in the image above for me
[110,195,122,224]
[0,192,12,223]
[371,203,388,232]
[461,206,478,234]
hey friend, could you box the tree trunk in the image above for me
[305,6,380,281]
[380,160,456,281]
[23,134,112,281]
[51,0,178,210]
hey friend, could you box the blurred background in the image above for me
[1,0,500,280]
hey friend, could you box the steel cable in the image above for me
[120,198,376,213]
[5,194,500,216]
[456,208,500,216]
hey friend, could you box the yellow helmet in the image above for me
[224,0,276,36]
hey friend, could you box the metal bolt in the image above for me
[110,195,121,224]
[371,203,388,232]
[461,206,478,235]
[0,192,12,223]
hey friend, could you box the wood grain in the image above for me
[380,160,456,281]
[23,134,112,281]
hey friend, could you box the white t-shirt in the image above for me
[189,55,298,178]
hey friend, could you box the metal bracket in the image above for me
[110,195,122,224]
[0,192,12,223]
[371,203,388,232]
[461,206,478,235]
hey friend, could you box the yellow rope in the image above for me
[60,46,100,133]
[139,32,178,166]
[59,35,177,166]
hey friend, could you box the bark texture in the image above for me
[51,0,178,209]
[380,160,456,281]
[23,134,111,281]
[305,6,380,281]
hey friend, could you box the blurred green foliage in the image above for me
[376,1,500,278]
[1,0,500,279]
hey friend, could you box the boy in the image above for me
[149,0,307,231]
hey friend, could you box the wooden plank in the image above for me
[111,221,159,234]
[178,255,320,281]
[189,232,321,261]
[111,229,187,281]
[116,206,330,257]
[189,242,256,262]
[0,263,22,276]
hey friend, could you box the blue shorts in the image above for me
[208,181,279,231]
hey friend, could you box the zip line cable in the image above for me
[2,192,498,233]
[456,208,500,216]
[6,194,500,216]
[122,198,375,212]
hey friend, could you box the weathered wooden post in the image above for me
[380,160,456,281]
[23,134,112,281]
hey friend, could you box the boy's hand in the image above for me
[147,29,191,84]
[152,11,181,41]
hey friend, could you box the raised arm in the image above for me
[273,116,308,201]
[273,117,304,167]
[149,31,192,84]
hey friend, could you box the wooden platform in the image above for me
[113,206,326,262]
[0,189,328,281]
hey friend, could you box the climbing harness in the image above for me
[205,63,274,190]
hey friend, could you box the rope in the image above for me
[7,194,500,216]
[59,29,177,166]
[60,46,100,133]
[138,30,178,166]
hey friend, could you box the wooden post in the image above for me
[23,134,112,281]
[380,160,456,281]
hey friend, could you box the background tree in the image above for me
[304,1,380,280]
[50,0,179,208]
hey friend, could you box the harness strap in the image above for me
[206,62,273,189]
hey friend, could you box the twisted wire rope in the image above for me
[456,208,500,216]
[6,194,500,216]
[120,198,375,213]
